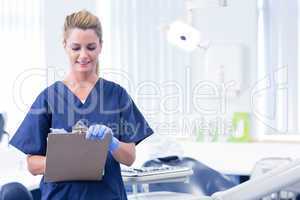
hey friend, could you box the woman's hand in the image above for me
[27,155,46,175]
[86,124,120,153]
[86,124,136,166]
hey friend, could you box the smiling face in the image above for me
[64,28,102,74]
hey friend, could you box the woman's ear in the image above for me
[63,40,67,49]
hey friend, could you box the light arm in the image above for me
[211,159,300,200]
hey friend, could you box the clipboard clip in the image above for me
[72,119,89,134]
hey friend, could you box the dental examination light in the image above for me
[166,20,207,52]
[165,0,228,52]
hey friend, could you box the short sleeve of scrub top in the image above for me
[118,87,153,144]
[10,91,51,155]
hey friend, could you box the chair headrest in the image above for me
[0,182,33,200]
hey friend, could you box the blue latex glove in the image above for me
[86,124,120,153]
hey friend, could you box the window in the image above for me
[254,0,299,139]
[0,0,45,134]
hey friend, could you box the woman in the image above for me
[10,10,153,200]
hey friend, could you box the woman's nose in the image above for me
[79,49,88,58]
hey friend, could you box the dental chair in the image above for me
[0,182,33,200]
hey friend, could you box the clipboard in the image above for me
[44,133,111,182]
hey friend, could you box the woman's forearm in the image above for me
[112,142,136,166]
[27,155,46,175]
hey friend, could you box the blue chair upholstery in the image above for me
[142,156,238,196]
[0,182,33,200]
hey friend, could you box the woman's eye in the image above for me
[72,47,80,51]
[87,47,96,51]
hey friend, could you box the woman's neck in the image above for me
[65,72,98,84]
[64,71,98,86]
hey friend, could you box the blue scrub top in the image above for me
[10,78,154,200]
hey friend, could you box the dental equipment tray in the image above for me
[122,166,193,184]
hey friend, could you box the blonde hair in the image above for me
[63,10,103,75]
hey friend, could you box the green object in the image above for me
[196,128,204,142]
[228,112,251,142]
[211,126,219,142]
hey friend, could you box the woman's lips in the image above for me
[77,61,90,67]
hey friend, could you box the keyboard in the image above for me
[122,166,193,183]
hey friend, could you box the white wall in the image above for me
[188,0,258,137]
